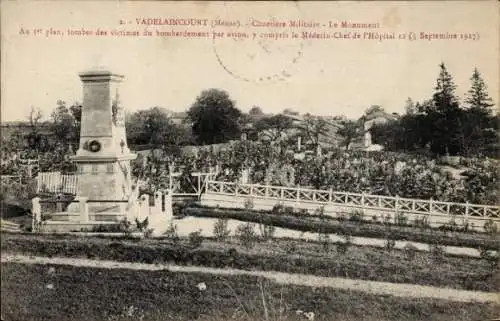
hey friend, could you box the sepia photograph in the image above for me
[1,1,499,320]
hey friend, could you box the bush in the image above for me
[382,214,392,226]
[143,228,154,239]
[213,218,231,241]
[258,223,276,241]
[318,233,331,252]
[244,198,255,210]
[484,219,498,235]
[394,212,408,226]
[384,238,396,252]
[188,230,204,248]
[337,234,352,255]
[349,210,364,222]
[271,203,284,214]
[413,215,430,230]
[429,243,445,262]
[164,222,179,242]
[236,223,257,249]
[403,243,418,260]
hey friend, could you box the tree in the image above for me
[254,114,294,142]
[187,89,242,145]
[50,100,77,147]
[404,97,416,115]
[25,106,47,152]
[427,63,463,155]
[465,68,494,113]
[126,107,192,155]
[337,119,359,150]
[299,114,329,149]
[283,108,299,116]
[249,106,264,116]
[460,68,498,156]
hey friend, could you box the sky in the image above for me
[1,1,498,122]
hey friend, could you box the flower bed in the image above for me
[183,206,500,251]
[2,233,498,292]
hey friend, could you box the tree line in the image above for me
[371,63,498,157]
[9,62,497,159]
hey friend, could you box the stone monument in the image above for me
[71,69,137,202]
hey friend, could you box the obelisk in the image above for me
[71,69,137,202]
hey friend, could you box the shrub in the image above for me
[258,223,276,241]
[484,219,498,235]
[413,215,430,230]
[314,206,325,217]
[394,212,408,226]
[349,210,364,222]
[384,238,396,252]
[296,208,309,217]
[429,243,445,262]
[213,218,231,241]
[403,243,418,260]
[318,233,331,252]
[336,242,348,255]
[188,230,204,248]
[164,222,179,242]
[382,214,392,226]
[236,223,257,249]
[336,233,352,255]
[119,218,133,236]
[244,198,255,210]
[271,203,284,214]
[135,217,149,232]
[143,228,154,239]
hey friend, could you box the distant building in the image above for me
[360,106,398,149]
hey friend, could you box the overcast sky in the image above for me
[1,1,498,122]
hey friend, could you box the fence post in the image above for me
[464,201,470,229]
[296,188,300,203]
[395,195,399,214]
[155,191,163,214]
[361,193,365,207]
[32,197,41,232]
[429,198,433,213]
[280,188,284,199]
[329,189,332,203]
[79,197,89,223]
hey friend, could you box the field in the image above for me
[2,203,499,320]
[3,262,497,321]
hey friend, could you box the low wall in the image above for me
[200,193,491,232]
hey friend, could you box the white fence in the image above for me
[204,180,500,220]
[35,171,218,197]
[37,172,77,195]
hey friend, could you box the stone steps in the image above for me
[0,220,22,233]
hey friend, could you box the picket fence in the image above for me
[37,172,78,195]
[35,171,217,197]
[204,180,500,219]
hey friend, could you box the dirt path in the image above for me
[2,253,497,304]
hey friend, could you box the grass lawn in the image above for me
[2,233,498,292]
[1,262,498,321]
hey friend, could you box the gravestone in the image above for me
[71,69,137,201]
